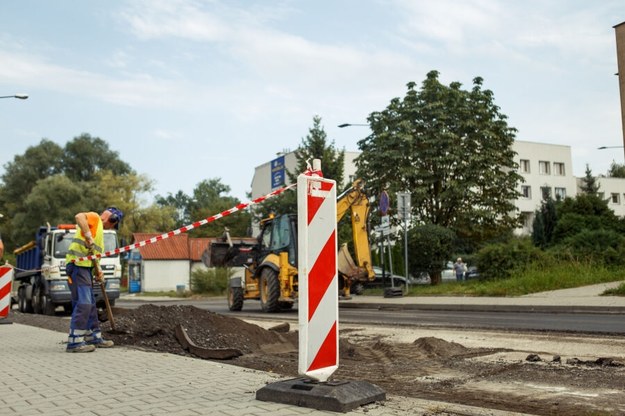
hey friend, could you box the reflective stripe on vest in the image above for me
[66,219,104,267]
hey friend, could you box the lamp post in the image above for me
[0,94,28,100]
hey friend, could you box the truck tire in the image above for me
[33,286,43,314]
[42,293,56,316]
[228,286,244,311]
[260,268,280,312]
[18,287,33,313]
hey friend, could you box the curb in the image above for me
[338,301,625,314]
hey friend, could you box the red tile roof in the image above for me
[132,233,190,260]
[131,233,256,261]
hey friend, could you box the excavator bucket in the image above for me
[338,243,367,280]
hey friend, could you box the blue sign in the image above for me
[271,155,285,189]
[379,190,390,215]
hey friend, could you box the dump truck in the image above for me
[220,179,374,312]
[12,224,122,315]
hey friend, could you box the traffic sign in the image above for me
[379,191,390,215]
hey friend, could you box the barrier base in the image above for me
[383,287,404,298]
[256,377,385,413]
[0,318,13,325]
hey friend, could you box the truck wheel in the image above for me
[42,294,56,316]
[18,287,33,313]
[33,286,43,314]
[260,268,280,312]
[228,286,244,311]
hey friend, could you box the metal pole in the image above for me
[404,217,408,281]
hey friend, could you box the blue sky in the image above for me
[1,1,623,203]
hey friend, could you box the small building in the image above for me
[130,233,212,292]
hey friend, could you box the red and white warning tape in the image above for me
[74,183,297,263]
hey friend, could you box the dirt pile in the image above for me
[105,305,298,357]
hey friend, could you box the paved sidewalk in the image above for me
[0,324,531,416]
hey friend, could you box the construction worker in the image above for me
[65,207,123,353]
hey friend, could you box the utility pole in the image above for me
[614,21,625,160]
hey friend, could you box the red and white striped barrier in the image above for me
[74,183,297,263]
[0,265,13,320]
[297,162,339,382]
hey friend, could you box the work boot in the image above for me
[87,338,114,348]
[85,331,114,348]
[66,342,96,353]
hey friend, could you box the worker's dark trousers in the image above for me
[66,263,100,347]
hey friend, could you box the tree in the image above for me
[607,161,625,178]
[579,164,599,194]
[0,135,145,246]
[255,115,346,221]
[356,71,522,245]
[158,179,251,238]
[532,198,557,248]
[407,224,456,285]
[62,133,133,181]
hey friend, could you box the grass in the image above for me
[399,262,625,297]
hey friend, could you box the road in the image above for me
[116,297,625,335]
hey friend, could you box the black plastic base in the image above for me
[256,377,386,413]
[0,318,13,325]
[383,287,404,298]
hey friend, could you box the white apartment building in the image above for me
[251,141,625,235]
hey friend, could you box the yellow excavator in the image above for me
[222,179,374,312]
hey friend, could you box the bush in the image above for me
[476,237,548,280]
[552,229,625,266]
[190,267,232,295]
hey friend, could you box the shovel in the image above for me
[90,249,116,331]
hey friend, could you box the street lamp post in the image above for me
[0,94,28,100]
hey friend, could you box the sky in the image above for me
[1,0,624,204]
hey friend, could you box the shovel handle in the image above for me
[90,249,116,330]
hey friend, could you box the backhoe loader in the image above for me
[223,179,374,312]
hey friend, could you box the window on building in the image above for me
[555,187,566,200]
[541,186,552,200]
[553,162,565,176]
[519,159,530,173]
[611,193,620,204]
[521,185,531,199]
[538,161,550,175]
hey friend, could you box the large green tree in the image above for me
[356,71,522,245]
[0,135,140,246]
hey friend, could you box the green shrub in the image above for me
[190,267,232,295]
[476,237,548,280]
[552,229,625,266]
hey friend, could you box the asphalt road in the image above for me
[116,297,625,335]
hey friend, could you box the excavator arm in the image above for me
[336,179,375,296]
